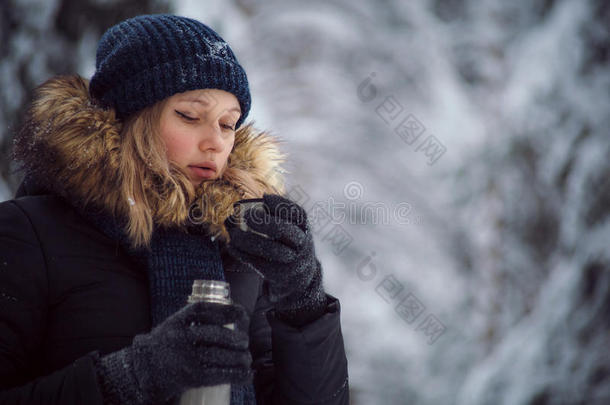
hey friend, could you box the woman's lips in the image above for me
[188,166,216,179]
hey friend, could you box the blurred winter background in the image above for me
[1,0,609,404]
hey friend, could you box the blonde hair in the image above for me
[116,99,198,249]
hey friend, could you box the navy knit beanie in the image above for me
[89,14,251,129]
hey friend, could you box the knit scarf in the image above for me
[78,203,257,405]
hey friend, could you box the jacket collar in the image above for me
[13,75,286,244]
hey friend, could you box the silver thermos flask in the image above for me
[179,280,233,405]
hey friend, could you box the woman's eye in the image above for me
[176,110,234,130]
[175,110,196,121]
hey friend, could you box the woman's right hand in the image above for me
[94,301,252,405]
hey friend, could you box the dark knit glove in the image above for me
[224,194,328,326]
[93,300,252,405]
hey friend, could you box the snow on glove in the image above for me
[93,300,252,405]
[224,193,328,326]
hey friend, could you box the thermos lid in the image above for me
[188,279,232,305]
[229,198,271,239]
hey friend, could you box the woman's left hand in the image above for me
[224,194,327,321]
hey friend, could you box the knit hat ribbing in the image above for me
[89,14,251,129]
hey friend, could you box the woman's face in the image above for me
[159,88,241,186]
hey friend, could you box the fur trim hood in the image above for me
[13,75,286,247]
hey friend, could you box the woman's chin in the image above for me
[190,177,215,188]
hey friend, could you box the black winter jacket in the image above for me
[0,178,349,405]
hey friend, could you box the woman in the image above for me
[0,14,349,405]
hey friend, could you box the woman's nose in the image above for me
[198,123,224,151]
